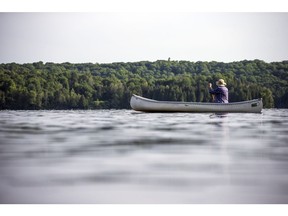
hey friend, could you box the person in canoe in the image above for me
[208,79,229,103]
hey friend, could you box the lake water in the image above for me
[0,109,288,204]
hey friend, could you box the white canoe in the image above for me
[130,94,263,113]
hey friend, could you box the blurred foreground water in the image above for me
[0,109,288,204]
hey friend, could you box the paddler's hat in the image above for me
[216,79,227,86]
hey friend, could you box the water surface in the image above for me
[0,109,288,203]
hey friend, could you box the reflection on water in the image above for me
[0,109,288,203]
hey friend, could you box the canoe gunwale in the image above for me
[132,94,262,106]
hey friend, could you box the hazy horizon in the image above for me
[1,59,287,65]
[1,13,288,64]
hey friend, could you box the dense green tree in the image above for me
[0,60,287,109]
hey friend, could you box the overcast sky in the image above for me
[0,12,288,64]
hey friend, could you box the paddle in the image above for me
[208,82,215,102]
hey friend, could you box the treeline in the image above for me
[0,60,288,109]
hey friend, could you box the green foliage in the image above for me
[0,60,287,109]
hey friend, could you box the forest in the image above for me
[0,59,288,109]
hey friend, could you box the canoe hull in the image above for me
[130,94,263,113]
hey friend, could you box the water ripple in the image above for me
[0,109,288,203]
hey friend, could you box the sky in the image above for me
[0,12,288,64]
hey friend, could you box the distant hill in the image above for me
[1,60,288,109]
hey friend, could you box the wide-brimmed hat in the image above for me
[216,79,227,86]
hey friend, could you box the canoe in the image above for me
[130,94,263,113]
